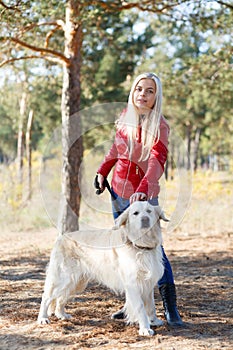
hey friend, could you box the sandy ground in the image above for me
[0,222,232,350]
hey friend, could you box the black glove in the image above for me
[94,175,105,195]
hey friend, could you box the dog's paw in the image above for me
[55,312,72,320]
[139,327,154,336]
[150,317,164,327]
[37,317,50,325]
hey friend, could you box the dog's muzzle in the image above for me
[141,216,150,229]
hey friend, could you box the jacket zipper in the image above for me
[122,163,143,197]
[136,165,142,179]
[122,161,131,197]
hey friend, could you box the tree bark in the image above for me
[25,109,34,200]
[186,124,192,170]
[59,1,83,233]
[193,127,202,172]
[17,92,27,185]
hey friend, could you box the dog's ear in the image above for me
[154,206,169,222]
[113,207,130,229]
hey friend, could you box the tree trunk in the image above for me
[193,127,202,172]
[25,109,34,200]
[59,1,83,233]
[17,92,27,185]
[186,124,192,170]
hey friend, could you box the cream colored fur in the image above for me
[37,201,167,336]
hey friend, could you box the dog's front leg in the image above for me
[54,296,72,320]
[144,289,163,327]
[37,294,54,324]
[125,286,154,336]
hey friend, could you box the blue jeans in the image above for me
[111,189,174,287]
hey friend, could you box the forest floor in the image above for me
[0,171,233,349]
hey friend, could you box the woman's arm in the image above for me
[135,120,169,198]
[97,141,118,178]
[135,140,168,198]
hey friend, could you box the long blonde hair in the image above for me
[117,72,162,161]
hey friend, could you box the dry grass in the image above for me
[0,170,233,349]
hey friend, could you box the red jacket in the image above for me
[97,116,169,199]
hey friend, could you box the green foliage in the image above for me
[0,62,62,158]
[81,10,154,106]
[29,73,62,149]
[0,0,232,231]
[0,0,232,167]
[143,5,233,164]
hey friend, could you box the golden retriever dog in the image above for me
[37,201,168,336]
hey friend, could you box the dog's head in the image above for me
[114,201,168,249]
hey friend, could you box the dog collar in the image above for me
[134,243,155,251]
[126,238,155,251]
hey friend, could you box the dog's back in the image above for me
[55,231,163,295]
[38,201,166,336]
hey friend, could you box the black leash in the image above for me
[94,175,116,199]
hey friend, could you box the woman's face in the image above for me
[133,78,156,113]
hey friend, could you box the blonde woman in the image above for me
[97,72,183,327]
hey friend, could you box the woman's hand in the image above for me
[97,173,105,192]
[130,192,147,204]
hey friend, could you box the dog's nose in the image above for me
[141,216,150,228]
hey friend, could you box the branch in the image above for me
[19,20,66,37]
[93,0,189,13]
[9,37,69,64]
[0,54,64,67]
[215,0,233,10]
[45,24,61,49]
[41,55,66,65]
[0,0,21,12]
[0,55,38,67]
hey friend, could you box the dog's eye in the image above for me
[133,211,139,216]
[147,209,152,214]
